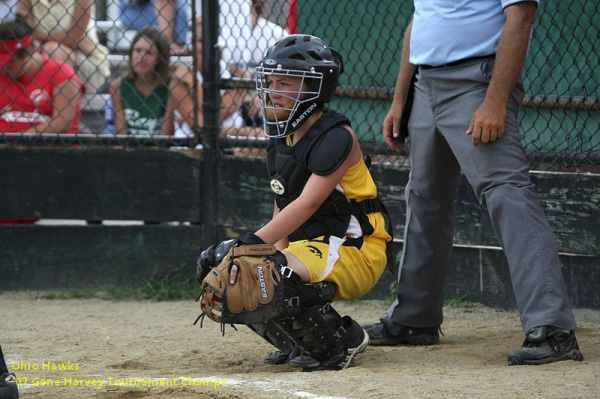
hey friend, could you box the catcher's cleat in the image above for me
[507,326,583,366]
[264,345,301,365]
[286,351,320,369]
[362,321,440,346]
[295,316,369,372]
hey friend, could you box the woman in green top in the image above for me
[110,26,173,136]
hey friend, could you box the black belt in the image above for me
[420,55,495,70]
[325,197,383,216]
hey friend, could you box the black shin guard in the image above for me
[247,321,297,364]
[244,252,339,365]
[274,303,348,369]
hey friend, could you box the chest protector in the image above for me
[267,110,384,242]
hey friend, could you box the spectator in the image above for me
[286,0,297,34]
[0,0,16,20]
[169,18,245,141]
[226,0,287,78]
[0,18,85,134]
[16,0,110,94]
[109,26,173,136]
[119,0,189,55]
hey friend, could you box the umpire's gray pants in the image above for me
[383,57,576,333]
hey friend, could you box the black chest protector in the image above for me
[267,110,384,242]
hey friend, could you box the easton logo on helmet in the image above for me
[264,58,277,65]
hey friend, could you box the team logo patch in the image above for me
[307,245,323,259]
[264,58,277,65]
[270,179,285,195]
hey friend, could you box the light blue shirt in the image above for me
[410,0,539,66]
[0,0,17,21]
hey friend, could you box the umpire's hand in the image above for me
[383,103,406,152]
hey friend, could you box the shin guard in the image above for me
[274,303,348,369]
[247,321,297,364]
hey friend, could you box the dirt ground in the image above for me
[1,292,599,399]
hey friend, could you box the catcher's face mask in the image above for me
[256,65,323,138]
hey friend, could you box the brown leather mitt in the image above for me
[199,244,284,324]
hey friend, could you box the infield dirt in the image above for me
[2,292,599,399]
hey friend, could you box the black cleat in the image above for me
[264,345,301,365]
[287,354,321,369]
[362,321,440,346]
[508,326,584,366]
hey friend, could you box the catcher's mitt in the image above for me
[199,244,286,325]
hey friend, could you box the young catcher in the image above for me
[196,34,392,371]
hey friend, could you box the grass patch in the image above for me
[137,266,198,301]
[42,288,98,300]
[444,294,476,308]
[385,279,398,306]
[41,264,199,302]
[338,298,369,306]
[382,251,402,306]
[103,286,141,301]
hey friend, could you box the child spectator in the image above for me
[17,0,110,94]
[109,26,173,136]
[119,0,189,55]
[0,19,85,133]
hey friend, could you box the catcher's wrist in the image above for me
[237,232,265,246]
[196,238,236,282]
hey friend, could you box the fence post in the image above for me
[201,0,221,246]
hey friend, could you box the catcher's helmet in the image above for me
[256,34,343,138]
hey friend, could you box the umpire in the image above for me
[363,0,583,366]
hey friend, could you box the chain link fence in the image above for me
[0,0,598,172]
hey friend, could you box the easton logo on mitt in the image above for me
[198,244,283,324]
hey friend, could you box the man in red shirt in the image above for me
[0,19,85,134]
